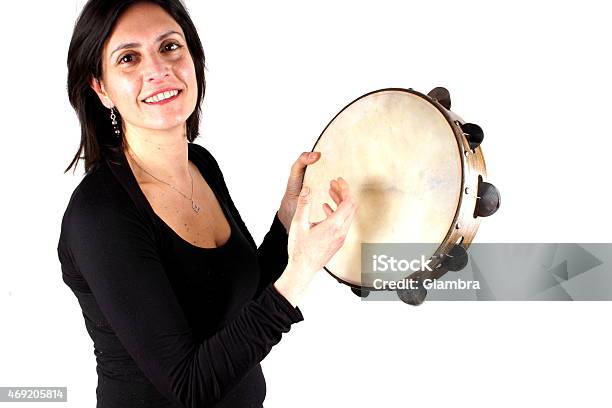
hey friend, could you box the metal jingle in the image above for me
[440,244,469,272]
[460,122,484,150]
[427,86,452,110]
[396,277,427,306]
[475,180,500,217]
[350,287,370,298]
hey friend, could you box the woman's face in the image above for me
[92,2,198,134]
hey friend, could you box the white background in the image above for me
[1,0,611,407]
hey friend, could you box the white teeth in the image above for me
[144,89,179,103]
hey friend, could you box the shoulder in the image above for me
[189,142,222,172]
[64,164,128,217]
[59,163,146,246]
[189,142,230,190]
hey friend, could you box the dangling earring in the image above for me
[110,107,121,138]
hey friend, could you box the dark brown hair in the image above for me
[65,0,206,174]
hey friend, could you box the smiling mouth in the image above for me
[142,89,182,105]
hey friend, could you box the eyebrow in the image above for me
[110,30,183,59]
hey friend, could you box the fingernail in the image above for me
[308,152,316,159]
[300,186,310,196]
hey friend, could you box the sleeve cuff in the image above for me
[272,211,289,237]
[266,284,304,323]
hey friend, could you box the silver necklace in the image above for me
[126,148,201,214]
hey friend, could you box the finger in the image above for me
[337,177,350,200]
[307,151,321,163]
[288,153,309,179]
[286,152,321,194]
[330,177,351,205]
[329,184,341,206]
[325,192,355,228]
[292,152,320,173]
[338,202,358,237]
[322,202,334,217]
[287,152,311,182]
[292,186,312,226]
[331,178,347,200]
[330,178,346,202]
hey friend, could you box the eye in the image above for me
[163,42,182,52]
[118,53,136,65]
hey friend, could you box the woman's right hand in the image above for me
[274,177,357,306]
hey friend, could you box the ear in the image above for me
[89,76,113,109]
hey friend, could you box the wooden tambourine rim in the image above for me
[307,88,487,290]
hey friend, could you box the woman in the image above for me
[57,1,356,407]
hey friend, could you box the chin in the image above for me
[149,115,189,130]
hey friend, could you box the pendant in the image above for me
[192,201,201,214]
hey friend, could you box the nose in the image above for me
[142,52,170,82]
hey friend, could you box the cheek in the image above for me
[110,76,141,105]
[178,59,198,98]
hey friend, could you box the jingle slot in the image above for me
[460,123,484,150]
[474,175,500,218]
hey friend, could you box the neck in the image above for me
[123,122,190,184]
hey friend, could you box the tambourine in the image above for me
[303,87,500,305]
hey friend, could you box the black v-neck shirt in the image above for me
[57,142,303,408]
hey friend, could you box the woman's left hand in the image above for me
[277,151,321,232]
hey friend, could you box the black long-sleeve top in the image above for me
[56,142,303,408]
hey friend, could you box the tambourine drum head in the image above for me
[304,90,462,288]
